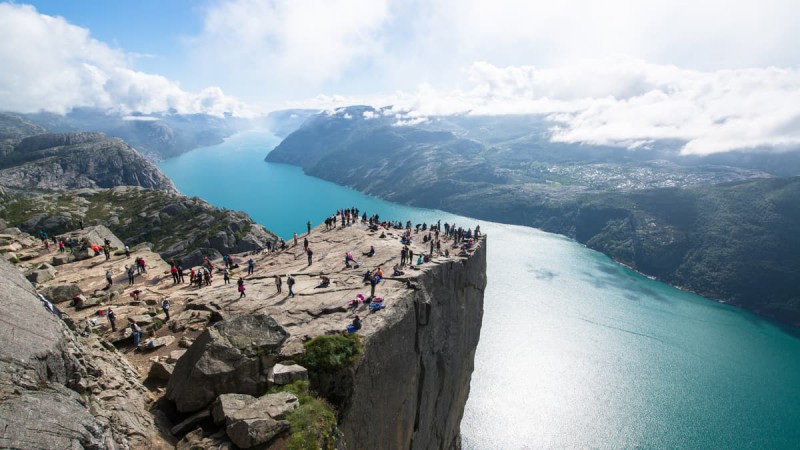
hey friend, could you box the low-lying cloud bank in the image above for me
[299,60,800,155]
[0,4,252,117]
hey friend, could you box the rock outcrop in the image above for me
[166,314,289,413]
[0,131,177,192]
[0,257,169,449]
[1,187,278,267]
[3,211,486,449]
[340,235,487,449]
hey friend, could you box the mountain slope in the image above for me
[0,131,177,192]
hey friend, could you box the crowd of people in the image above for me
[36,208,481,348]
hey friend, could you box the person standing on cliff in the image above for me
[287,275,295,297]
[170,264,179,284]
[161,297,171,321]
[247,258,255,275]
[107,307,116,331]
[275,274,282,293]
[408,248,414,267]
[369,275,378,299]
[237,278,246,298]
[293,232,298,246]
[307,247,313,266]
[130,320,141,347]
[304,237,309,252]
[307,220,312,234]
[223,267,230,284]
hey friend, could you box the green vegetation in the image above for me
[301,334,363,374]
[271,380,339,450]
[0,187,270,263]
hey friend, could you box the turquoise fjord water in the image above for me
[159,130,800,449]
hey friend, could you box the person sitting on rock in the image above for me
[392,264,405,276]
[351,315,362,332]
[318,275,330,288]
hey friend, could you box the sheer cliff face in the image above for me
[342,237,487,449]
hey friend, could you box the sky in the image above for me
[3,0,800,154]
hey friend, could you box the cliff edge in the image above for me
[4,212,486,448]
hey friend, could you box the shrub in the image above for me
[271,381,338,450]
[301,334,362,374]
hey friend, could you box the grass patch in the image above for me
[271,380,339,450]
[301,334,362,374]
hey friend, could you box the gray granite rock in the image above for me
[166,314,289,413]
[268,363,309,385]
[211,393,257,425]
[226,416,289,449]
[40,283,83,303]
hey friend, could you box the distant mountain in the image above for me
[267,106,773,205]
[17,108,248,161]
[262,108,318,137]
[0,129,176,193]
[266,106,800,324]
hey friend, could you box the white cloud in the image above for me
[0,3,252,116]
[278,60,800,154]
[188,0,389,104]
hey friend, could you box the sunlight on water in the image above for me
[160,130,800,449]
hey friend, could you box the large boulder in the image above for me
[25,267,56,283]
[212,391,298,426]
[166,314,289,413]
[212,393,257,425]
[41,283,83,304]
[51,254,70,266]
[148,360,175,381]
[230,392,299,422]
[59,225,125,250]
[226,417,289,449]
[268,363,309,385]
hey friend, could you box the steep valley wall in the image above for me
[341,239,487,449]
